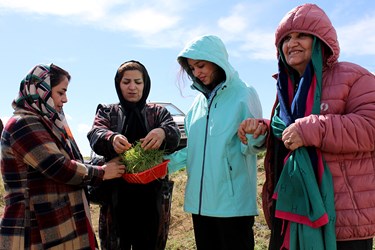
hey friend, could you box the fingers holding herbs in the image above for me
[140,128,166,150]
[120,141,164,174]
[112,134,132,154]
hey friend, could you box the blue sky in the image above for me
[1,0,374,156]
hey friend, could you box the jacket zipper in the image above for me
[198,87,222,214]
[198,112,210,214]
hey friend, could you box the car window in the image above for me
[151,103,185,116]
[164,104,184,116]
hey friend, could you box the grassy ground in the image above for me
[89,156,270,250]
[1,155,374,249]
[0,156,270,249]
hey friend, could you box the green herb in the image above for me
[119,141,164,173]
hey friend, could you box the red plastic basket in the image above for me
[122,160,170,184]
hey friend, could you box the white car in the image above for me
[149,102,187,149]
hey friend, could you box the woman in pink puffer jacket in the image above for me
[258,3,375,250]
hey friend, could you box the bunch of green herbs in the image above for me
[119,141,164,173]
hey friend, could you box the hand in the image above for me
[140,128,166,150]
[112,134,132,154]
[102,157,125,180]
[237,118,268,144]
[282,123,304,151]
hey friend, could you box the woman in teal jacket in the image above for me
[166,34,267,250]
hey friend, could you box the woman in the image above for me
[87,60,180,250]
[0,119,3,134]
[165,35,267,250]
[0,64,125,249]
[254,3,375,250]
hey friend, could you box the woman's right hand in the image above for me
[112,134,132,154]
[102,157,125,180]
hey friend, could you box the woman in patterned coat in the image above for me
[0,64,125,250]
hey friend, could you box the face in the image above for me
[51,76,69,113]
[282,32,313,76]
[120,70,144,103]
[187,59,217,86]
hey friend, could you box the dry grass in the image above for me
[0,157,270,250]
[89,169,197,250]
[89,156,270,250]
[2,155,374,249]
[89,170,197,250]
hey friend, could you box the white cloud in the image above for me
[238,32,276,60]
[218,5,247,34]
[1,0,374,59]
[337,15,375,56]
[0,0,271,53]
[0,0,188,47]
[215,3,276,61]
[0,0,119,20]
[112,8,180,35]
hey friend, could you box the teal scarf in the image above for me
[271,37,336,250]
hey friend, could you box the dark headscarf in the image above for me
[114,60,151,144]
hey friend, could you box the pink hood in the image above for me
[275,3,339,67]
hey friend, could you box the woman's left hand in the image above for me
[140,128,166,150]
[282,123,304,151]
[237,118,268,144]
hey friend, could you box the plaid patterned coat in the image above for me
[0,110,104,250]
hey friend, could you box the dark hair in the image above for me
[50,64,71,87]
[178,57,226,90]
[211,65,226,88]
[115,61,145,85]
[114,60,151,109]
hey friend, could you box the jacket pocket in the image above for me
[224,159,234,197]
[33,196,77,249]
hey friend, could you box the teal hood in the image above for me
[177,35,238,95]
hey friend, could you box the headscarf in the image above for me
[114,60,151,144]
[12,64,83,161]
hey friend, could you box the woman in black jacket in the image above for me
[87,60,181,250]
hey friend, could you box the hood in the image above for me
[114,60,151,111]
[177,35,238,93]
[275,3,339,67]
